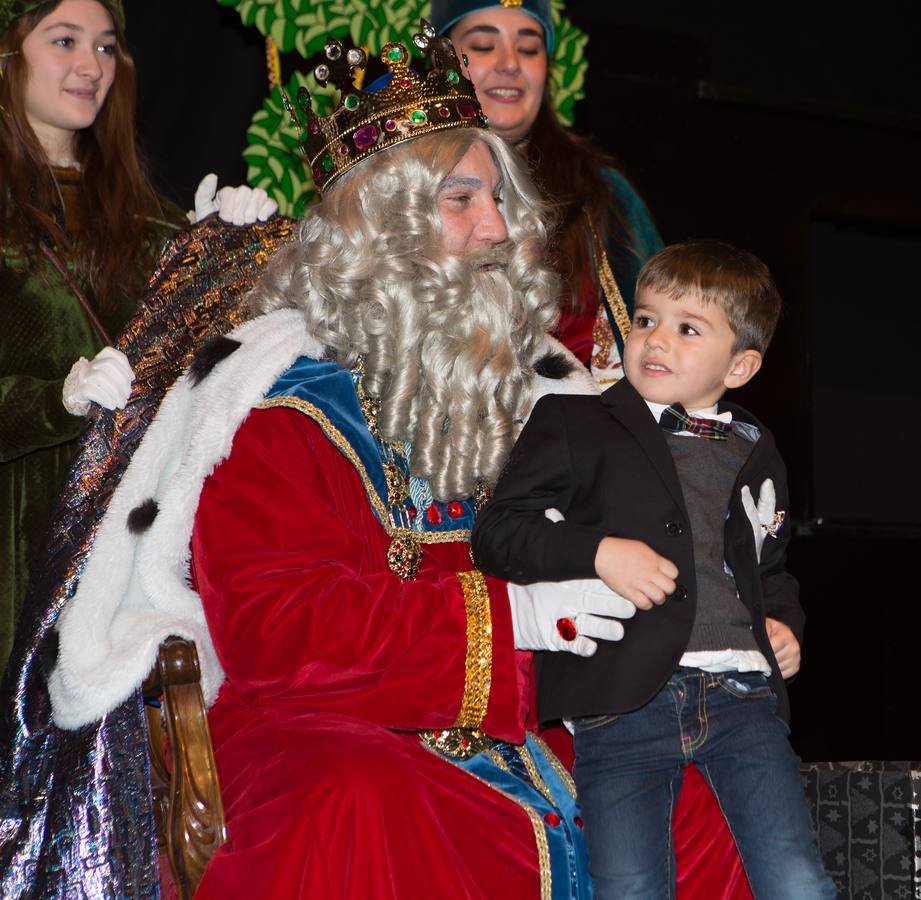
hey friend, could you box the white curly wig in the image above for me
[249,127,560,500]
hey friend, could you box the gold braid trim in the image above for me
[454,570,493,729]
[517,745,556,807]
[532,734,578,799]
[527,804,553,900]
[588,216,632,344]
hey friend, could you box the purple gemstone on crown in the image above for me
[385,119,397,132]
[438,106,450,118]
[339,144,350,155]
[456,101,478,119]
[399,77,411,88]
[353,125,379,150]
[309,121,320,134]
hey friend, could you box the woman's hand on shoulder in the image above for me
[188,173,278,226]
[62,347,134,416]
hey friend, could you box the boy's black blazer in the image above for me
[472,378,804,724]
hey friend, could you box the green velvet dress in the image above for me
[0,168,177,672]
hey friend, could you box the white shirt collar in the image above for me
[644,400,733,426]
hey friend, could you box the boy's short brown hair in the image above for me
[636,240,782,354]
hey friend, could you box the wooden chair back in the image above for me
[143,636,227,899]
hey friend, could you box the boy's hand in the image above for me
[766,617,800,679]
[594,537,678,610]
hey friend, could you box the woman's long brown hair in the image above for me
[0,1,166,315]
[525,91,634,311]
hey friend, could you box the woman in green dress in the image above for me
[0,0,280,674]
[0,0,169,672]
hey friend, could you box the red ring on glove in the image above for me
[556,617,578,642]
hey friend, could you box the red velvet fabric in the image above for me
[191,408,542,898]
[554,269,599,366]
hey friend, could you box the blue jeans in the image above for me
[572,669,836,899]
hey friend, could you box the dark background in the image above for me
[126,1,921,762]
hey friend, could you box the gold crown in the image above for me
[288,20,487,194]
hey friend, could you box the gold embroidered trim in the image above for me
[588,216,632,345]
[255,396,471,546]
[528,805,553,900]
[454,570,493,730]
[419,727,492,759]
[487,748,511,774]
[591,301,617,374]
[517,745,556,807]
[533,734,578,799]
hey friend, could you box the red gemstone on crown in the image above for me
[543,813,561,828]
[352,125,379,150]
[438,106,450,118]
[309,121,320,134]
[399,77,411,88]
[447,502,463,519]
[456,101,477,119]
[427,505,442,526]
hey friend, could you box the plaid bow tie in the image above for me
[658,404,731,440]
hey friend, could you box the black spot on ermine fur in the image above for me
[188,336,242,386]
[533,351,574,380]
[127,498,159,534]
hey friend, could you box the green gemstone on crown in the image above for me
[344,94,359,111]
[321,155,333,172]
[447,70,459,85]
[410,109,427,125]
[387,47,403,62]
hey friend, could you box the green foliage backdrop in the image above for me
[218,0,588,214]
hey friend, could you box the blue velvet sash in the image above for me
[458,734,593,898]
[264,356,477,536]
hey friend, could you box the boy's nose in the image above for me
[644,326,667,349]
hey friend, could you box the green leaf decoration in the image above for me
[224,0,589,212]
[243,71,337,217]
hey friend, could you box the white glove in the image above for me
[188,173,278,225]
[62,346,134,416]
[507,578,637,658]
[740,478,777,562]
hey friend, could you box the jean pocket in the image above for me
[570,713,619,734]
[715,675,775,701]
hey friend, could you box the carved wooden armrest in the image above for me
[143,636,227,899]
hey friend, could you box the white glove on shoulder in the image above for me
[507,577,637,658]
[740,478,776,562]
[62,346,134,416]
[188,173,278,226]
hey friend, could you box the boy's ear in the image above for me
[724,349,762,390]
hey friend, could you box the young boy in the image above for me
[473,241,835,898]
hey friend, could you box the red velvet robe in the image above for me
[190,404,752,898]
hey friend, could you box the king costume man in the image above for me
[34,24,642,898]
